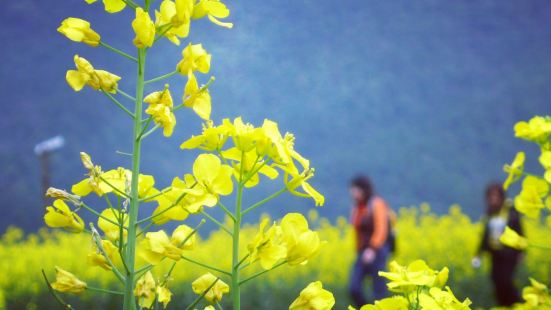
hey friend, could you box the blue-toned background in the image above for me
[1,0,550,231]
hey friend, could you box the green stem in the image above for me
[118,89,137,102]
[41,270,75,310]
[144,70,178,84]
[139,187,171,202]
[184,278,220,310]
[100,42,137,62]
[98,175,132,199]
[238,261,286,286]
[200,210,233,235]
[123,47,146,310]
[121,0,139,9]
[231,183,244,310]
[87,286,125,295]
[102,90,135,119]
[90,224,125,283]
[181,255,231,276]
[140,124,160,140]
[242,188,287,216]
[136,186,194,225]
[217,201,236,222]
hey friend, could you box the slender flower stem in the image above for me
[102,90,135,119]
[118,89,137,102]
[153,24,173,44]
[200,210,232,235]
[232,186,244,309]
[239,261,287,286]
[184,278,221,310]
[121,0,139,9]
[41,270,75,310]
[242,187,287,216]
[100,42,137,62]
[90,224,125,283]
[139,187,171,202]
[144,70,178,84]
[79,202,127,230]
[123,47,147,310]
[135,189,192,225]
[217,201,236,222]
[87,286,125,295]
[140,124,160,140]
[137,116,154,141]
[98,175,132,199]
[180,256,231,276]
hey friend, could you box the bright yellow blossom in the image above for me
[183,73,211,120]
[192,273,229,303]
[192,154,233,198]
[289,281,335,310]
[221,147,279,188]
[157,285,172,309]
[155,0,191,45]
[132,8,156,48]
[192,0,233,29]
[514,116,551,144]
[360,297,409,310]
[180,119,233,151]
[85,0,126,13]
[98,208,128,242]
[57,18,100,46]
[503,152,525,190]
[51,266,87,294]
[66,55,121,93]
[174,0,195,27]
[144,86,177,137]
[176,43,211,75]
[500,226,528,250]
[139,225,196,264]
[135,271,156,309]
[87,239,118,270]
[44,200,84,233]
[285,168,325,206]
[280,213,321,265]
[418,287,472,310]
[378,260,448,294]
[522,278,551,307]
[247,218,287,269]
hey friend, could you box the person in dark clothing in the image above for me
[472,183,524,307]
[348,176,392,306]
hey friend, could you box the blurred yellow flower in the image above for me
[87,239,118,270]
[66,55,121,93]
[499,226,528,250]
[515,176,549,218]
[247,218,287,269]
[57,18,100,46]
[289,281,335,310]
[418,287,471,310]
[192,273,229,303]
[522,278,551,307]
[359,296,409,310]
[132,8,156,48]
[135,271,156,309]
[192,0,233,29]
[177,43,211,75]
[98,208,128,242]
[44,200,84,233]
[220,147,278,188]
[183,73,211,120]
[280,213,321,266]
[514,116,551,144]
[503,151,525,190]
[157,285,172,309]
[378,260,447,294]
[51,266,87,294]
[174,0,194,27]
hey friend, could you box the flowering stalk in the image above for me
[123,46,146,310]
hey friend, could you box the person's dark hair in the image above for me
[485,182,506,214]
[350,175,374,204]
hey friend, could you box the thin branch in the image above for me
[117,89,136,102]
[181,255,231,276]
[144,70,178,84]
[41,269,75,310]
[184,278,221,310]
[201,210,232,235]
[99,42,137,62]
[98,175,132,199]
[217,201,236,222]
[242,188,287,216]
[239,261,287,286]
[87,286,124,295]
[79,202,127,230]
[101,89,135,119]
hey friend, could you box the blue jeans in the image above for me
[349,245,390,306]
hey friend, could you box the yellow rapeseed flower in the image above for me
[192,0,233,29]
[515,176,549,218]
[499,226,528,250]
[192,154,234,198]
[280,213,321,266]
[87,239,119,270]
[44,200,84,233]
[57,18,100,46]
[155,0,191,45]
[514,116,551,145]
[289,281,335,310]
[503,152,525,190]
[247,218,287,269]
[191,273,229,303]
[98,208,128,241]
[378,260,448,294]
[139,224,196,264]
[135,271,156,309]
[157,285,172,309]
[180,119,233,151]
[132,8,156,48]
[66,55,121,93]
[144,86,177,137]
[85,0,126,13]
[51,266,87,294]
[176,43,211,75]
[183,73,212,120]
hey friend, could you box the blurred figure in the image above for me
[348,175,392,306]
[472,183,523,307]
